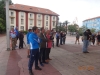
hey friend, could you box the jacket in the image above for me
[39,32,48,48]
[27,32,32,44]
[29,32,40,50]
[46,34,52,48]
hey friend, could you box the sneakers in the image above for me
[29,70,34,75]
[35,66,42,70]
[40,63,44,67]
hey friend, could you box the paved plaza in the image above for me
[0,35,100,75]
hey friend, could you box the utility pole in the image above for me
[6,0,10,50]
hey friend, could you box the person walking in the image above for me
[75,32,80,44]
[82,29,90,53]
[60,31,63,45]
[39,27,48,66]
[28,26,42,75]
[91,33,96,45]
[26,29,32,58]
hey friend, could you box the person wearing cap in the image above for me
[26,29,32,58]
[82,29,90,53]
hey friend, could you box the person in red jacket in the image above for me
[45,30,52,63]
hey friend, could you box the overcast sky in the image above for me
[12,0,100,27]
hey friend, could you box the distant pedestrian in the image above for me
[91,34,96,45]
[28,26,42,75]
[62,32,66,44]
[19,31,24,49]
[60,31,63,45]
[75,32,80,44]
[56,31,60,47]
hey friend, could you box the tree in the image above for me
[0,0,13,32]
[64,20,69,34]
[68,25,77,32]
[90,28,96,33]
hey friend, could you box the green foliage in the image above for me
[90,28,96,33]
[0,0,13,32]
[68,25,78,32]
[23,31,28,34]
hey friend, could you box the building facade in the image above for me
[9,4,59,31]
[83,16,100,31]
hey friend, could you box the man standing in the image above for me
[60,31,63,45]
[28,26,42,75]
[19,31,24,49]
[39,27,48,66]
[82,29,90,53]
[10,28,16,50]
[56,31,60,47]
[27,29,32,58]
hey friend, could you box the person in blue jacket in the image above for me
[27,29,32,58]
[28,26,42,75]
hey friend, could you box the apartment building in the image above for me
[9,4,59,31]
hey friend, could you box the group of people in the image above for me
[27,26,54,75]
[82,29,100,53]
[10,27,24,50]
[56,31,66,47]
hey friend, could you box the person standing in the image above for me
[39,27,48,66]
[19,31,24,49]
[27,29,32,58]
[75,32,80,44]
[10,28,16,50]
[56,31,60,47]
[60,31,63,45]
[28,26,42,75]
[14,27,19,46]
[91,33,96,45]
[63,32,66,44]
[45,30,52,63]
[82,29,91,53]
[97,32,100,45]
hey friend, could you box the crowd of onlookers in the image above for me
[10,26,100,75]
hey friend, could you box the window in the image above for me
[38,14,41,19]
[46,21,48,26]
[11,12,14,16]
[53,16,55,20]
[20,26,24,30]
[30,13,33,18]
[53,21,55,26]
[30,20,33,25]
[21,19,24,25]
[11,18,14,24]
[21,12,24,17]
[38,20,41,26]
[46,15,48,20]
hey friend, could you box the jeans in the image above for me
[82,40,89,52]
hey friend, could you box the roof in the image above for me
[83,16,100,22]
[9,4,59,16]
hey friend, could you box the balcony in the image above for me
[10,15,15,18]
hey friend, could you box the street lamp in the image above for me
[5,0,10,50]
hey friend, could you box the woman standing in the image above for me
[45,30,52,63]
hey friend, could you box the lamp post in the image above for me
[5,0,10,50]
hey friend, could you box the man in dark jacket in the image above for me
[39,27,48,66]
[19,31,24,49]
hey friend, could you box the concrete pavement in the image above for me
[0,35,100,75]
